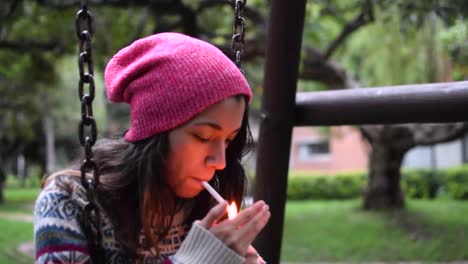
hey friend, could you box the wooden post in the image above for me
[253,1,306,263]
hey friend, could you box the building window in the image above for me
[298,141,330,161]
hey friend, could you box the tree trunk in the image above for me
[44,116,56,174]
[0,185,3,204]
[17,153,25,188]
[0,168,5,204]
[364,142,406,209]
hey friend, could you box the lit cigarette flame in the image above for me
[227,201,238,220]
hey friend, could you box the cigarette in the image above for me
[202,181,225,204]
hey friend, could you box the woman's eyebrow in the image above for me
[192,121,240,133]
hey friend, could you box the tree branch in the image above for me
[216,37,265,62]
[360,125,377,143]
[132,9,150,40]
[0,40,61,52]
[1,0,21,22]
[198,0,231,12]
[411,123,468,146]
[35,0,190,10]
[197,0,265,25]
[300,47,350,89]
[323,3,374,60]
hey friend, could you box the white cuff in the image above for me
[173,223,245,264]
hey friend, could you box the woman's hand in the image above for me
[244,245,266,264]
[197,200,270,257]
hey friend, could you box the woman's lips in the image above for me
[191,176,213,189]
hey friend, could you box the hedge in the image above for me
[444,166,468,199]
[286,165,468,200]
[287,171,366,200]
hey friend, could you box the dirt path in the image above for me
[0,212,33,222]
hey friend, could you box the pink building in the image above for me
[289,126,369,173]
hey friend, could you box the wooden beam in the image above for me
[295,81,468,126]
[253,0,306,263]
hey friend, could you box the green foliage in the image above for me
[287,171,367,200]
[303,1,364,49]
[343,8,437,86]
[438,19,468,80]
[0,50,57,142]
[302,0,468,87]
[0,186,39,214]
[287,166,468,201]
[5,174,41,189]
[297,80,329,92]
[443,166,468,199]
[401,169,440,199]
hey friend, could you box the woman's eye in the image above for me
[193,134,209,142]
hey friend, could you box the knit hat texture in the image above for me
[105,32,252,142]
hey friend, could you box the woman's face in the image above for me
[165,96,246,198]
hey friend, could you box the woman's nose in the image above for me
[206,140,226,170]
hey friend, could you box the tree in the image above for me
[299,0,468,209]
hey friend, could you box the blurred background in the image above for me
[0,0,467,263]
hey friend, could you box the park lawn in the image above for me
[281,199,468,262]
[0,188,38,264]
[2,188,468,263]
[0,218,33,264]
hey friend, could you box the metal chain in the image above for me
[75,0,102,262]
[232,0,246,73]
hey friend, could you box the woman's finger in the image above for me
[229,200,266,227]
[198,201,228,229]
[234,206,270,246]
[223,205,270,255]
[244,245,259,264]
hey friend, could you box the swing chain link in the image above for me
[76,0,98,194]
[75,0,102,261]
[232,0,246,72]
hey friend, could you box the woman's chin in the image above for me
[175,188,202,199]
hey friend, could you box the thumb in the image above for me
[198,201,227,229]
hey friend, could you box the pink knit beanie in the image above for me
[105,32,252,142]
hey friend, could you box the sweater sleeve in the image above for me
[34,181,91,263]
[170,222,245,264]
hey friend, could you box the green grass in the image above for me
[2,188,468,263]
[0,188,39,264]
[0,219,34,264]
[281,199,468,262]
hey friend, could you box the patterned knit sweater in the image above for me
[34,176,245,264]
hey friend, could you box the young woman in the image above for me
[34,32,270,264]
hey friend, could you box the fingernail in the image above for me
[262,205,269,211]
[254,201,265,209]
